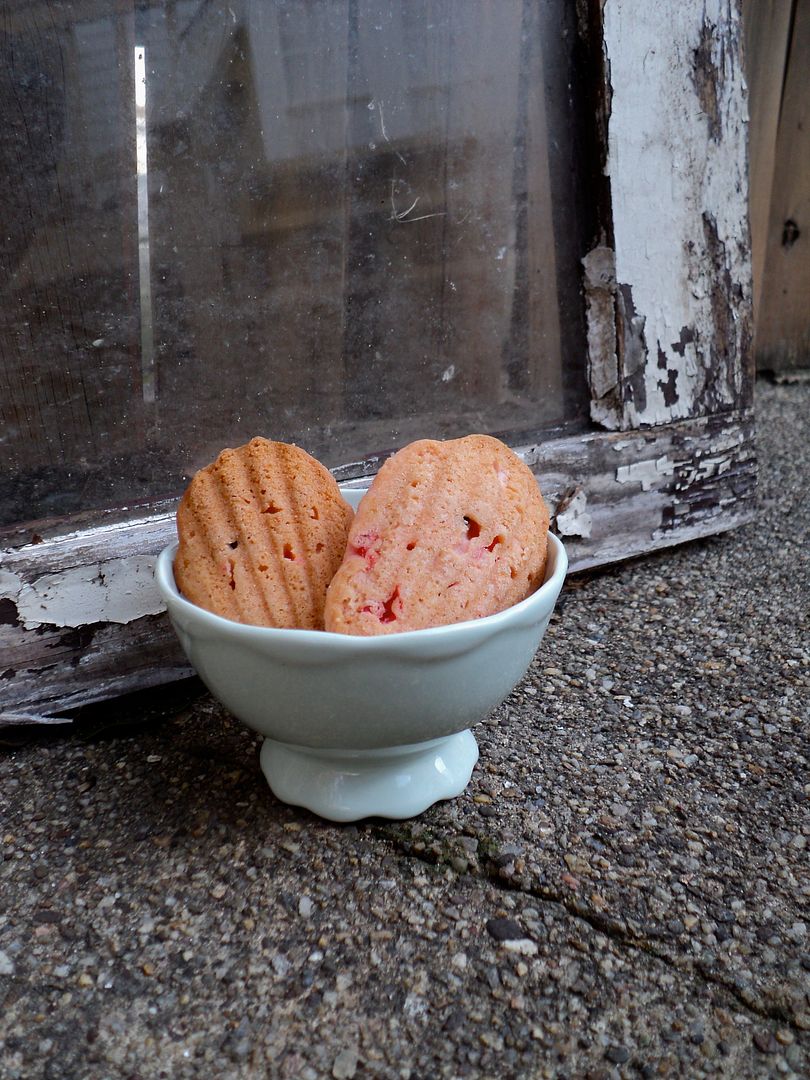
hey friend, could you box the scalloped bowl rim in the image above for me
[155,531,567,651]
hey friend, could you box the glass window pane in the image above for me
[1,0,592,528]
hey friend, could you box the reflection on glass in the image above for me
[0,0,593,527]
[135,45,155,404]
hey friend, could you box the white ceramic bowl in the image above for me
[155,488,567,821]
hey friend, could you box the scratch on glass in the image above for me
[389,178,446,224]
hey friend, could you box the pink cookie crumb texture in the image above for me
[323,435,549,636]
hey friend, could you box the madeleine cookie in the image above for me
[323,435,549,635]
[174,438,353,628]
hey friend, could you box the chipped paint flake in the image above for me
[616,456,675,491]
[556,489,593,539]
[0,569,24,599]
[14,557,165,630]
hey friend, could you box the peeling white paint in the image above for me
[556,489,593,539]
[616,456,675,491]
[702,432,745,454]
[13,557,165,630]
[603,0,751,426]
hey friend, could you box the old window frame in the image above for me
[0,0,754,723]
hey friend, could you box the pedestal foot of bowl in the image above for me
[259,730,479,822]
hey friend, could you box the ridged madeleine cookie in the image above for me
[323,435,549,635]
[174,438,353,629]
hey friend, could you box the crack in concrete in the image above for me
[517,878,796,1029]
[375,826,800,1032]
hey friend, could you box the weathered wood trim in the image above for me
[750,0,810,373]
[742,0,795,331]
[0,412,755,724]
[587,0,754,429]
[533,410,755,568]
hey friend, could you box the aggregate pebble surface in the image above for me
[1,381,808,1079]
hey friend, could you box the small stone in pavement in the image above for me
[605,1045,631,1064]
[332,1047,359,1079]
[485,917,524,941]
